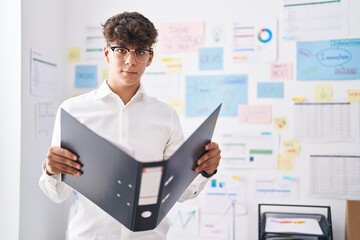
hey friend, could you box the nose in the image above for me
[124,51,137,65]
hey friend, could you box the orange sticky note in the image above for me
[347,90,360,102]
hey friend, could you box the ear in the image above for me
[146,53,154,67]
[104,46,110,63]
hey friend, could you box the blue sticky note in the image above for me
[186,74,248,117]
[257,82,284,98]
[199,47,223,70]
[75,65,98,88]
[297,38,360,80]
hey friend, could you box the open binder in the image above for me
[61,104,221,232]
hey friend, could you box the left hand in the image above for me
[194,142,221,174]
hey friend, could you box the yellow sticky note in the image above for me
[277,154,294,171]
[347,90,360,102]
[163,59,182,74]
[67,47,81,62]
[274,117,288,130]
[168,98,184,114]
[315,85,332,102]
[283,140,301,156]
[101,68,109,81]
[292,97,304,102]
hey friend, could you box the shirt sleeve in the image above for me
[38,106,71,203]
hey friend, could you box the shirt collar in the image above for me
[95,80,149,102]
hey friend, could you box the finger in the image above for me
[204,142,218,151]
[47,152,82,171]
[46,160,82,176]
[195,155,220,173]
[197,147,221,166]
[49,146,78,161]
[46,147,82,175]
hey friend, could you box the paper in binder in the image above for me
[61,104,221,231]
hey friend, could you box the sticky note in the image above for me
[283,140,301,156]
[257,82,284,98]
[315,85,332,102]
[277,154,294,171]
[347,90,360,102]
[270,62,293,80]
[75,65,98,88]
[292,97,304,102]
[274,117,288,130]
[67,48,81,62]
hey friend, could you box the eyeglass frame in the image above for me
[108,45,153,63]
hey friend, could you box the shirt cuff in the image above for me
[200,169,217,178]
[42,160,62,183]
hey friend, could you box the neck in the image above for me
[106,80,139,105]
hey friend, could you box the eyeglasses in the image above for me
[109,46,153,63]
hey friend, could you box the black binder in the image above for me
[61,104,221,232]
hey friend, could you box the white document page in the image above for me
[283,0,350,40]
[310,155,360,199]
[294,102,359,142]
[265,217,323,235]
[31,49,58,96]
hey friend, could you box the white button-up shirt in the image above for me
[39,81,209,240]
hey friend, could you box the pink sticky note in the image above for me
[160,21,205,53]
[238,105,272,124]
[270,62,293,80]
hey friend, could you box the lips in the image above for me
[121,70,137,75]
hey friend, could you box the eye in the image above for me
[135,50,147,56]
[115,48,128,54]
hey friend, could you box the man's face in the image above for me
[104,43,153,89]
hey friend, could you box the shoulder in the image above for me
[144,96,177,116]
[60,90,97,113]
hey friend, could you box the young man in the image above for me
[39,11,221,240]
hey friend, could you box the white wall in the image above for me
[62,1,360,240]
[0,0,21,239]
[2,0,358,239]
[19,0,72,239]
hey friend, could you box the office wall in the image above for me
[9,0,357,239]
[62,1,360,239]
[0,1,21,239]
[18,0,73,239]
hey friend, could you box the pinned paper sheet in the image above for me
[315,85,332,102]
[347,90,360,102]
[255,176,299,200]
[232,18,277,62]
[270,62,293,80]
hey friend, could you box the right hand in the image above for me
[45,146,82,177]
